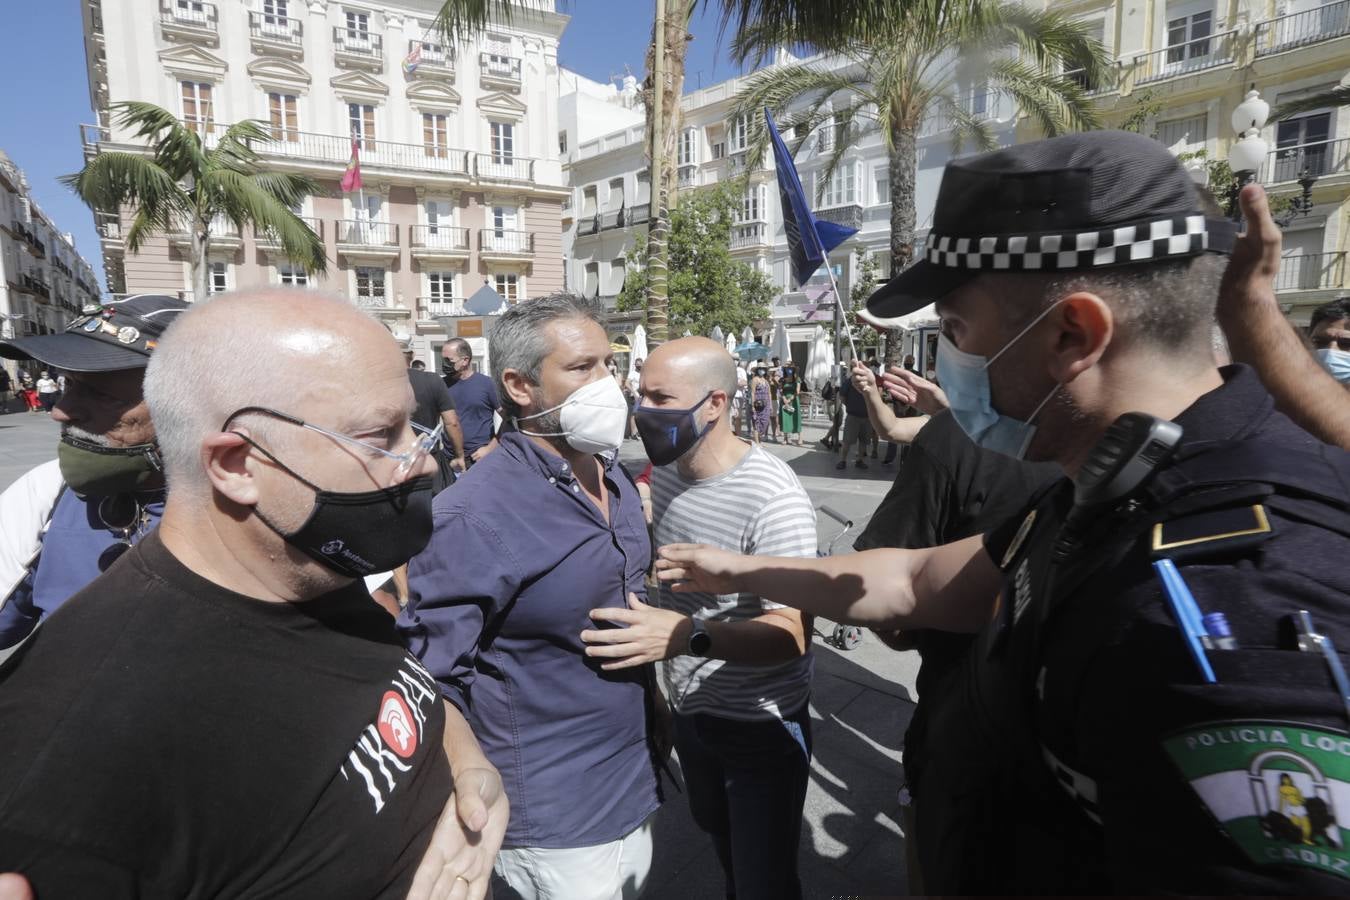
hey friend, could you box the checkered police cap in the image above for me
[868,130,1238,318]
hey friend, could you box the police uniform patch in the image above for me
[1164,720,1350,879]
[1001,509,1037,569]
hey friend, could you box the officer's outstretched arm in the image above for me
[655,535,1001,633]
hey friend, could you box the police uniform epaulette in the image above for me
[1150,502,1274,564]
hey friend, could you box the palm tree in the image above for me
[729,2,1108,359]
[432,0,899,346]
[63,101,326,302]
[1274,86,1350,121]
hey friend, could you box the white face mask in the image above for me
[515,375,629,455]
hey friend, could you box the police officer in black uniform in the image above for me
[656,130,1350,893]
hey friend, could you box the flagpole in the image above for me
[822,265,857,362]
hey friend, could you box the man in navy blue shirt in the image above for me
[441,338,500,463]
[401,294,661,900]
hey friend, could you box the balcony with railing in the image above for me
[480,53,522,89]
[677,165,699,189]
[1133,30,1236,85]
[478,229,533,258]
[420,296,468,318]
[918,91,1010,138]
[1263,138,1350,185]
[255,216,323,249]
[410,224,471,258]
[1275,251,1346,293]
[600,207,626,230]
[814,203,864,231]
[168,214,240,249]
[333,27,382,70]
[249,11,303,57]
[81,120,484,182]
[730,222,770,250]
[1063,66,1118,96]
[474,153,535,183]
[160,0,218,43]
[576,213,600,236]
[205,124,471,178]
[1256,0,1350,56]
[335,220,400,258]
[411,40,456,77]
[629,203,651,225]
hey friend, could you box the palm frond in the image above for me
[110,101,207,180]
[1273,86,1350,121]
[199,168,328,273]
[432,0,554,44]
[732,60,875,167]
[975,3,1112,87]
[721,0,939,62]
[985,57,1100,136]
[59,151,189,223]
[122,205,180,255]
[935,95,998,155]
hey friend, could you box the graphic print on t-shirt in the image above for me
[343,654,441,813]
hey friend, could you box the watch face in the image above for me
[689,628,712,657]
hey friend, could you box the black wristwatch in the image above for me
[687,618,712,657]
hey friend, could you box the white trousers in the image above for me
[492,818,653,900]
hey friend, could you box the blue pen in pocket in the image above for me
[1153,559,1217,684]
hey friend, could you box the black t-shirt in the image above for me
[410,368,455,432]
[0,530,451,898]
[853,410,1059,790]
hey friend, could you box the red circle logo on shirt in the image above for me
[378,691,419,759]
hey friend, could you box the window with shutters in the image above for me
[278,264,308,286]
[263,0,288,24]
[583,262,599,297]
[356,266,386,299]
[494,273,520,302]
[427,271,456,300]
[423,113,449,158]
[348,104,376,147]
[873,166,890,206]
[490,121,515,163]
[608,259,626,295]
[818,163,858,207]
[208,261,228,294]
[181,81,213,134]
[677,128,698,167]
[608,178,625,212]
[1157,113,1208,155]
[739,185,765,222]
[345,10,369,38]
[727,115,749,153]
[1166,8,1213,63]
[268,92,298,142]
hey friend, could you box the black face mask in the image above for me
[239,436,434,579]
[634,392,714,466]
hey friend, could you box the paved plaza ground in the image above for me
[1,407,918,899]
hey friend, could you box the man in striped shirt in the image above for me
[581,337,816,900]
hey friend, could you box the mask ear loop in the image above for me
[986,298,1067,369]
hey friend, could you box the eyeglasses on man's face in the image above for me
[223,406,443,487]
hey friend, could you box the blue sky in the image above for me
[0,1,748,294]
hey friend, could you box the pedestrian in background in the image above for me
[835,375,872,471]
[35,372,58,412]
[749,366,770,445]
[442,337,501,464]
[767,370,782,443]
[779,365,803,447]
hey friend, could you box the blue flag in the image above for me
[765,108,857,288]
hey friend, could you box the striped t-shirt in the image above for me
[651,445,817,721]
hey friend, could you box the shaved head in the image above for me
[144,289,409,496]
[643,337,737,400]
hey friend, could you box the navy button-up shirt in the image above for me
[397,432,660,849]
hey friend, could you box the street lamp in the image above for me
[1226,86,1318,226]
[1227,88,1269,218]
